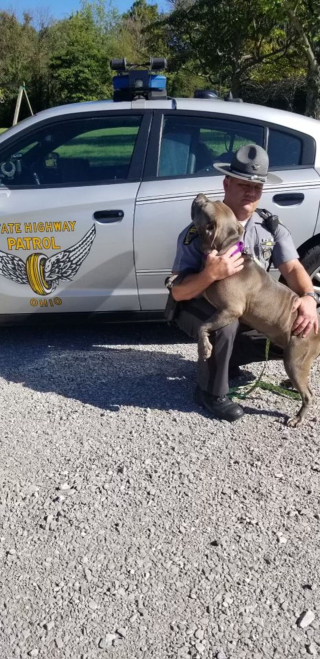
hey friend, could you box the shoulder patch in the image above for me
[183,224,198,246]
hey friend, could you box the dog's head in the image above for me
[191,194,244,254]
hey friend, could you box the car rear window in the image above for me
[268,128,302,167]
[158,115,264,178]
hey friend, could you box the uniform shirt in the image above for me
[172,209,299,274]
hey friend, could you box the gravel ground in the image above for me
[0,321,319,659]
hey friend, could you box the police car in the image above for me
[0,58,320,324]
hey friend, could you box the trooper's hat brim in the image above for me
[213,162,282,185]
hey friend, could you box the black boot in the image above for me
[194,386,244,422]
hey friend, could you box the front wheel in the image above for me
[300,244,320,294]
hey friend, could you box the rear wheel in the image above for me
[300,244,320,294]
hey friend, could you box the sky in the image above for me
[3,0,169,21]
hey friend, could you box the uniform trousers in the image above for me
[175,297,283,397]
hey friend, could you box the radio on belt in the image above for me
[110,57,167,102]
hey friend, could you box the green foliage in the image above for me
[49,13,109,104]
[0,11,38,124]
[1,0,320,122]
[166,68,205,98]
[164,0,296,95]
[279,0,320,116]
[123,0,159,23]
[80,0,120,34]
[117,0,167,63]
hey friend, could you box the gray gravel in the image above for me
[0,321,320,659]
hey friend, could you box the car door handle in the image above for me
[272,193,304,206]
[93,210,124,223]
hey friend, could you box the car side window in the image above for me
[268,128,302,167]
[0,116,142,187]
[158,115,264,177]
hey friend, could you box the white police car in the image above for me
[0,58,320,324]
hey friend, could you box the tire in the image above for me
[300,243,320,294]
[25,253,52,296]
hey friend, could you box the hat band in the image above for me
[230,166,267,183]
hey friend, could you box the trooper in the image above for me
[167,144,319,422]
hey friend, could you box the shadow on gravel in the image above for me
[240,405,285,421]
[0,322,198,413]
[0,322,287,419]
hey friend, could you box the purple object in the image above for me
[230,241,244,257]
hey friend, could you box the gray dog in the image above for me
[191,194,320,427]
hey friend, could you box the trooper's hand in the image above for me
[292,296,319,337]
[204,247,244,282]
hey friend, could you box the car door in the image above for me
[0,111,151,317]
[134,111,265,310]
[134,111,320,310]
[258,124,320,275]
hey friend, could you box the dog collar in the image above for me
[230,241,244,257]
[203,241,245,260]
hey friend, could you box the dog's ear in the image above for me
[191,194,210,224]
[194,193,210,206]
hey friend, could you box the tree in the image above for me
[117,0,200,96]
[118,0,166,62]
[165,0,295,97]
[0,11,38,125]
[0,0,317,122]
[49,12,109,104]
[281,0,320,117]
[27,10,62,115]
[80,0,119,34]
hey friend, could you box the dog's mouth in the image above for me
[198,231,217,255]
[202,245,216,255]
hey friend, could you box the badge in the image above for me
[262,247,272,261]
[183,224,198,245]
[261,240,275,262]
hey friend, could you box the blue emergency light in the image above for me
[110,58,167,101]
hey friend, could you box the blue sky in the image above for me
[3,0,169,21]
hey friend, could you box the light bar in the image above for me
[110,57,167,101]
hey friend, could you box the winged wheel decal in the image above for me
[0,224,96,296]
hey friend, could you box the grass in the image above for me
[55,127,139,166]
[0,126,138,166]
[0,125,261,173]
[200,130,261,158]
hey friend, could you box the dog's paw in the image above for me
[198,337,212,361]
[287,415,302,428]
[198,347,212,361]
[203,341,213,359]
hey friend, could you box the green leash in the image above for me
[229,339,301,401]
